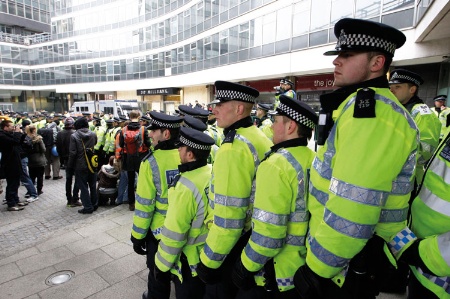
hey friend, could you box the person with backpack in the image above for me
[26,124,46,198]
[118,110,150,211]
[67,117,98,214]
[18,120,39,203]
[56,117,81,207]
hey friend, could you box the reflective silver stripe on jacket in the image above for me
[429,156,450,185]
[438,231,450,265]
[387,227,417,256]
[214,215,245,229]
[419,186,450,217]
[249,230,284,249]
[148,155,164,206]
[235,134,260,205]
[416,267,450,294]
[244,243,271,265]
[391,150,416,195]
[379,208,408,223]
[203,243,227,262]
[324,208,374,239]
[329,177,388,207]
[310,183,328,206]
[310,236,348,268]
[253,207,288,226]
[214,193,250,207]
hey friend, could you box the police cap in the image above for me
[280,78,294,86]
[257,103,273,112]
[113,117,121,122]
[106,119,114,124]
[140,115,151,122]
[270,95,318,129]
[178,105,209,118]
[324,18,406,57]
[148,111,182,130]
[178,126,214,151]
[434,95,447,102]
[183,115,207,132]
[389,69,424,86]
[210,81,259,105]
[82,112,91,116]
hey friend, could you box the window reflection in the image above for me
[310,0,331,31]
[355,0,381,19]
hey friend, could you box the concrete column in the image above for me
[67,93,73,110]
[31,90,37,112]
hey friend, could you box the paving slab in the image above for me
[16,246,75,275]
[0,266,55,299]
[54,249,114,276]
[95,253,146,285]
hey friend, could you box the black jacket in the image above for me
[56,127,75,160]
[67,128,97,171]
[0,130,26,178]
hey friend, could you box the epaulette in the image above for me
[222,129,236,144]
[354,88,376,118]
[142,149,153,162]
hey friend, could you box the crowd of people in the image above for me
[1,17,450,299]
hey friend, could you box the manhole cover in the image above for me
[45,270,75,286]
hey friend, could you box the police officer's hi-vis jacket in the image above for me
[241,138,314,292]
[155,162,213,281]
[307,77,419,283]
[258,115,273,141]
[131,141,180,241]
[93,125,106,151]
[403,96,440,181]
[200,117,273,269]
[409,134,450,298]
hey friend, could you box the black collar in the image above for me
[178,159,208,173]
[262,137,308,162]
[320,76,389,112]
[155,139,177,150]
[403,95,424,112]
[223,116,253,136]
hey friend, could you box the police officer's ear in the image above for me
[368,53,386,73]
[286,119,298,135]
[409,85,418,95]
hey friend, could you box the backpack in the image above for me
[122,126,144,155]
[81,139,98,173]
[21,135,34,156]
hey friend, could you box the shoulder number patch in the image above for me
[417,104,432,115]
[166,169,179,187]
[353,88,376,118]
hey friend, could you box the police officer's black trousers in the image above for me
[146,237,171,299]
[407,272,439,299]
[235,286,298,299]
[172,255,205,299]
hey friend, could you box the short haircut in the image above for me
[186,147,210,162]
[160,127,180,141]
[128,110,141,119]
[368,51,392,74]
[282,116,313,140]
[0,119,13,130]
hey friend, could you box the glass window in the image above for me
[355,0,381,19]
[239,22,249,50]
[229,25,238,52]
[293,0,310,36]
[382,8,414,29]
[204,36,211,59]
[331,0,353,24]
[383,0,414,13]
[8,0,16,15]
[310,0,331,31]
[25,5,32,18]
[220,29,228,54]
[170,16,178,36]
[262,12,276,44]
[250,18,262,47]
[276,6,291,41]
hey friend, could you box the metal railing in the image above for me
[0,32,52,45]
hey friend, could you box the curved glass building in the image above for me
[1,0,449,112]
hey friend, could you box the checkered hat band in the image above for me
[391,73,421,86]
[180,135,211,151]
[216,90,255,103]
[339,33,397,55]
[151,119,181,128]
[278,102,316,129]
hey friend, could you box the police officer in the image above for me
[431,95,450,141]
[255,103,273,140]
[232,95,317,299]
[280,78,296,99]
[197,81,273,299]
[92,116,107,166]
[131,111,183,299]
[293,18,419,299]
[389,69,441,182]
[154,126,215,299]
[399,133,450,298]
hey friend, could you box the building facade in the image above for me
[1,0,450,113]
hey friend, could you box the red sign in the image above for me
[297,74,335,91]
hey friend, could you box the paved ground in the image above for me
[0,174,406,298]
